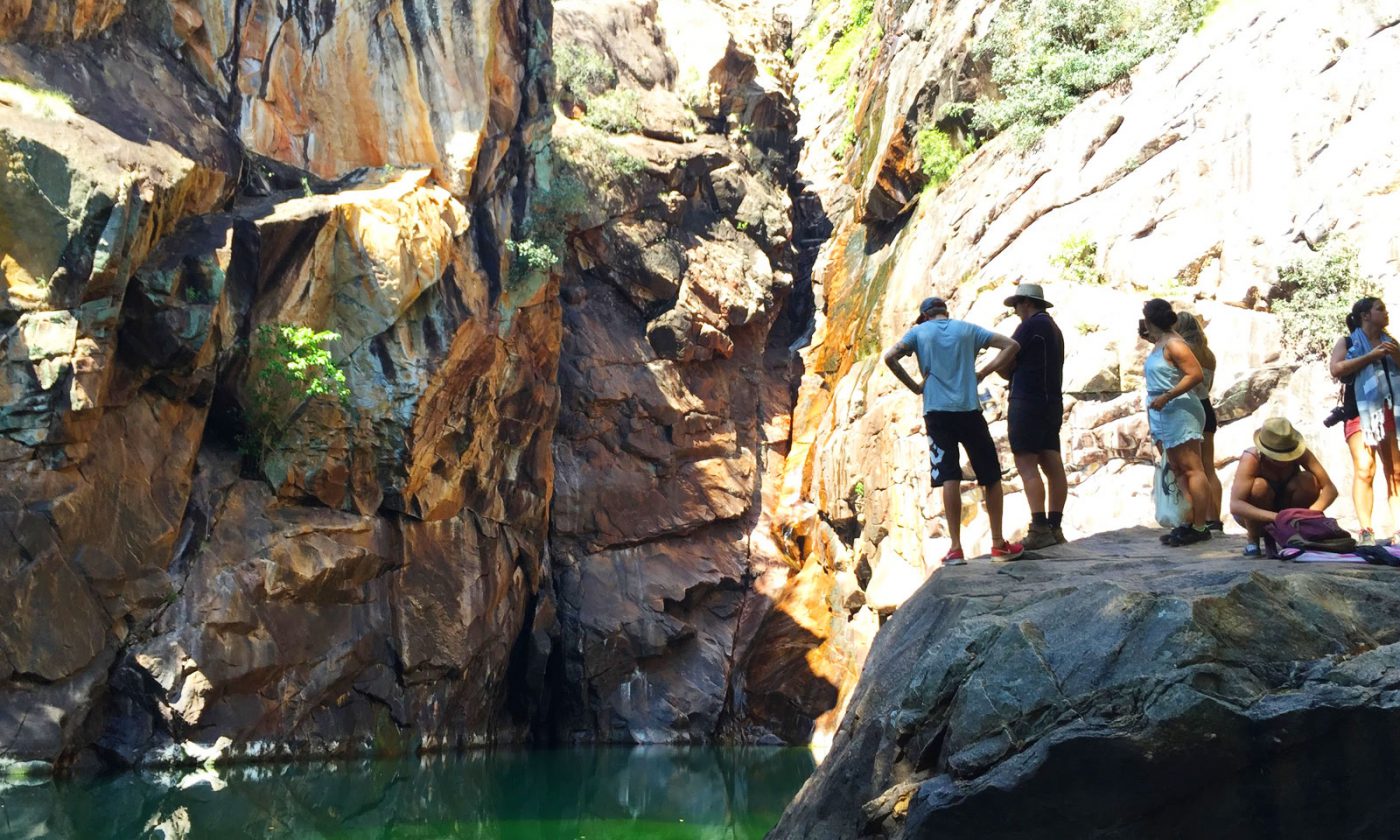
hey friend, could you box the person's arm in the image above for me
[977,332,1019,382]
[996,324,1027,381]
[1331,336,1394,379]
[1229,452,1277,525]
[1149,338,1204,410]
[883,341,923,396]
[1302,451,1339,512]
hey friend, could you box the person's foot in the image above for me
[1166,525,1212,547]
[1359,529,1376,547]
[1205,519,1225,533]
[942,548,967,566]
[1242,541,1262,558]
[990,541,1025,562]
[1022,524,1058,550]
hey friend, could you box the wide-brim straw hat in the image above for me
[1003,282,1053,308]
[1254,417,1307,461]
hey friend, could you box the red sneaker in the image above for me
[942,548,967,566]
[991,541,1024,562]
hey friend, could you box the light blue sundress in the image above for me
[1145,343,1205,449]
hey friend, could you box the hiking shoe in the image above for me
[991,541,1025,562]
[942,548,967,566]
[1022,524,1058,550]
[1167,525,1212,547]
[1359,529,1376,547]
[1052,526,1067,544]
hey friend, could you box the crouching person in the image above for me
[1230,418,1338,557]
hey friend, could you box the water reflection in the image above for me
[1,747,815,839]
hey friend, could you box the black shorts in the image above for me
[925,410,1002,487]
[1008,397,1062,454]
[1202,398,1217,434]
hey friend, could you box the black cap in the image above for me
[919,296,948,315]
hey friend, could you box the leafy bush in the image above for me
[507,238,559,278]
[1272,241,1369,357]
[244,325,350,463]
[1051,233,1104,285]
[914,127,966,189]
[818,0,877,90]
[968,0,1211,144]
[556,132,645,181]
[556,44,616,102]
[583,88,642,134]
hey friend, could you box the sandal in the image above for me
[1242,542,1262,558]
[942,548,967,566]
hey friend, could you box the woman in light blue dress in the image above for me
[1141,299,1211,546]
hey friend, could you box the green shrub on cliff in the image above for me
[556,44,616,103]
[968,0,1212,144]
[244,325,350,464]
[914,127,967,189]
[583,88,642,134]
[1272,240,1368,357]
[1051,233,1105,285]
[818,0,877,90]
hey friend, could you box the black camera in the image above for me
[1322,405,1350,428]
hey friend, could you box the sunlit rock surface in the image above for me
[772,532,1400,839]
[769,0,1400,742]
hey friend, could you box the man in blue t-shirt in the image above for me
[884,296,1023,565]
[999,282,1067,550]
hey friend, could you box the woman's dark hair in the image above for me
[1346,297,1382,331]
[1142,298,1177,331]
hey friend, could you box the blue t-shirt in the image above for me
[895,318,995,413]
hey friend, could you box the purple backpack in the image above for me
[1264,508,1356,557]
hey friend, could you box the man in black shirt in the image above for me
[1000,283,1068,549]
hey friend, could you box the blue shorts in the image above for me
[1149,392,1205,450]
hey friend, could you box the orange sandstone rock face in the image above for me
[0,0,557,769]
[0,0,127,42]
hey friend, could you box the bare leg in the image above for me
[1349,430,1376,531]
[1379,427,1400,535]
[942,481,963,553]
[1232,477,1275,542]
[1201,432,1222,521]
[1041,450,1069,515]
[1283,472,1322,510]
[1167,440,1209,528]
[1015,452,1045,516]
[984,481,1006,546]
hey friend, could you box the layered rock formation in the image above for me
[543,0,844,745]
[767,0,1400,742]
[1,0,558,770]
[772,532,1400,838]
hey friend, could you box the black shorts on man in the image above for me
[924,410,1002,487]
[1008,397,1063,454]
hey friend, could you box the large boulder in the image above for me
[772,531,1400,838]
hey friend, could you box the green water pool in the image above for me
[0,747,815,839]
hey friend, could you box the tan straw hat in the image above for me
[1254,417,1307,461]
[1003,282,1053,308]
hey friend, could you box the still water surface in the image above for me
[2,747,815,839]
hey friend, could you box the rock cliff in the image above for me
[767,0,1400,744]
[771,532,1400,838]
[3,0,1399,783]
[1,0,559,770]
